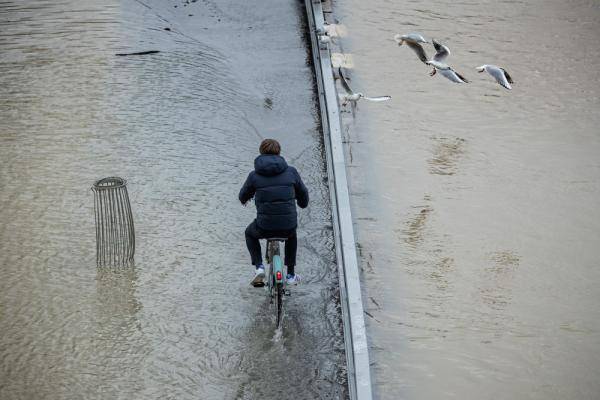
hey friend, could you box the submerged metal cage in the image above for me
[92,177,135,266]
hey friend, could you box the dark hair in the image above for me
[259,139,281,155]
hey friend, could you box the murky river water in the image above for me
[332,0,600,398]
[0,1,347,398]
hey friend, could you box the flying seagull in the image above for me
[476,64,513,90]
[426,60,469,83]
[338,68,391,106]
[394,33,429,63]
[428,39,451,75]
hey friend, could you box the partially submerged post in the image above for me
[92,177,135,266]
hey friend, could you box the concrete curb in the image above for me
[303,1,373,399]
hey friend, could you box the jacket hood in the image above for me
[254,154,288,177]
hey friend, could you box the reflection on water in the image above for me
[428,137,465,176]
[90,266,146,395]
[0,0,346,398]
[334,0,600,398]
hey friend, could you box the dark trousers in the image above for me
[245,220,297,274]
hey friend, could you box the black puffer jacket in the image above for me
[239,155,309,231]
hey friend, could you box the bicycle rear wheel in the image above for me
[266,241,279,297]
[267,240,285,328]
[275,282,283,328]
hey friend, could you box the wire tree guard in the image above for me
[92,177,135,266]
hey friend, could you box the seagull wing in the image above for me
[453,69,469,83]
[363,96,392,102]
[406,33,428,43]
[432,39,450,62]
[338,67,354,94]
[500,68,514,84]
[406,41,428,63]
[439,68,468,83]
[488,67,511,89]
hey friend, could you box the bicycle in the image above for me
[264,237,289,328]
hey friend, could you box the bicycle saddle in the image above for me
[266,237,288,242]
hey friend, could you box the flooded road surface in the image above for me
[0,1,347,398]
[332,0,600,398]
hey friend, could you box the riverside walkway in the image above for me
[0,0,352,398]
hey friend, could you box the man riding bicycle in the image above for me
[239,139,309,287]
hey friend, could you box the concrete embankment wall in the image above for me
[303,1,373,399]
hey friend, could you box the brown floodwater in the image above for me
[0,1,347,398]
[331,0,600,398]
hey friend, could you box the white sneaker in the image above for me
[286,273,301,285]
[251,266,265,287]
